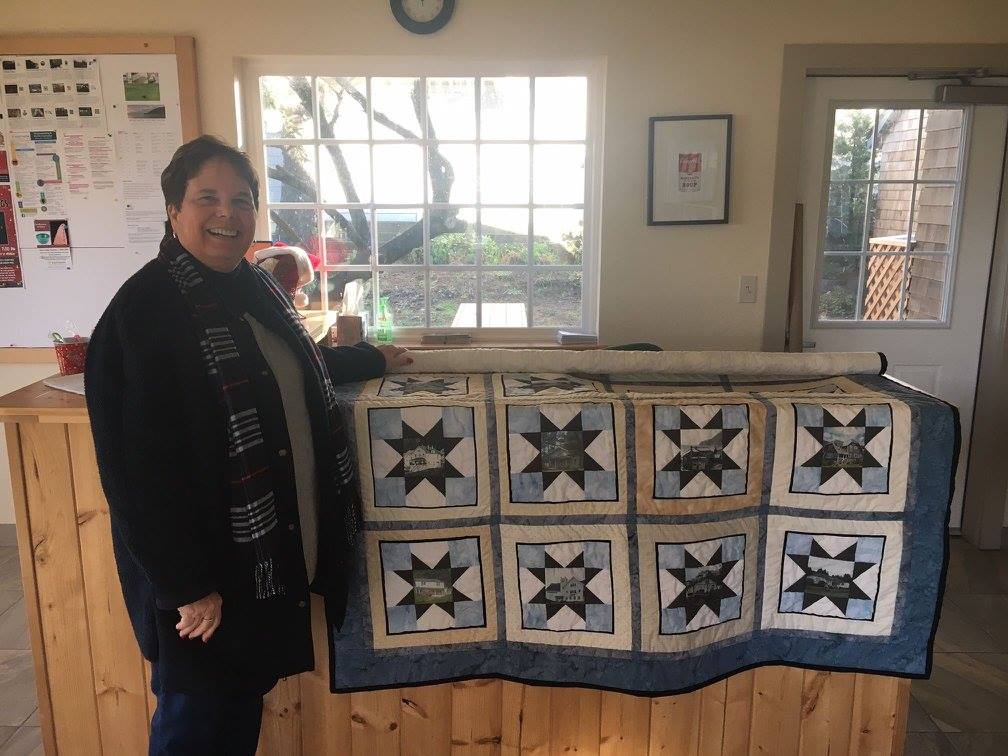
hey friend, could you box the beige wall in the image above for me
[2,1,1008,522]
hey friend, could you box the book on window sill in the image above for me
[556,331,598,345]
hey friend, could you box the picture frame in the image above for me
[647,114,732,225]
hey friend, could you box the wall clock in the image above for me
[390,0,456,35]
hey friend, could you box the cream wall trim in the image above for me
[763,43,1008,351]
[395,348,883,377]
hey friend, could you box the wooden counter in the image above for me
[0,378,910,755]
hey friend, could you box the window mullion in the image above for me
[527,76,535,327]
[475,76,482,328]
[421,75,430,329]
[367,76,379,328]
[854,108,880,320]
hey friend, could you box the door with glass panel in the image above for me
[799,76,1008,528]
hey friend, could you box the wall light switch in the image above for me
[739,275,758,303]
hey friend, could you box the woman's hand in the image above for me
[176,591,223,642]
[377,344,413,370]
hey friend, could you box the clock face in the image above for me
[391,0,455,34]
[402,0,444,23]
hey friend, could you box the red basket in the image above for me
[54,338,88,376]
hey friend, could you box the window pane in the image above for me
[534,77,586,140]
[431,207,476,265]
[265,144,317,203]
[322,209,372,265]
[817,255,860,321]
[481,271,529,327]
[480,144,529,204]
[533,270,582,327]
[919,109,963,182]
[862,255,905,321]
[373,144,423,203]
[911,183,956,253]
[903,255,948,321]
[327,270,373,319]
[429,143,476,204]
[377,269,425,326]
[867,182,910,251]
[481,208,528,264]
[874,109,920,181]
[830,108,874,181]
[319,143,371,203]
[480,77,529,140]
[376,209,423,264]
[317,77,369,140]
[371,77,421,140]
[260,76,314,139]
[427,77,475,139]
[824,182,867,251]
[533,144,585,204]
[431,271,477,327]
[269,208,317,249]
[533,209,582,265]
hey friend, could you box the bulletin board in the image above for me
[0,35,200,350]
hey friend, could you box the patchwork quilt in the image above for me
[327,351,957,695]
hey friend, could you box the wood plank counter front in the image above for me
[0,378,911,755]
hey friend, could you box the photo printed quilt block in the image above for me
[638,518,758,652]
[356,401,490,521]
[365,526,498,649]
[498,399,627,514]
[761,515,902,636]
[770,399,910,511]
[500,524,632,650]
[636,399,765,513]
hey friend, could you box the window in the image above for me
[245,63,600,338]
[815,105,968,324]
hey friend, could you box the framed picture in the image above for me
[647,114,732,225]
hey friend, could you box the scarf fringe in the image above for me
[254,558,286,600]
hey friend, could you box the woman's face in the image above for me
[167,156,257,272]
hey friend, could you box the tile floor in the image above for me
[0,528,1006,754]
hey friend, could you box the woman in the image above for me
[85,135,410,754]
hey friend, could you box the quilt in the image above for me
[327,350,957,695]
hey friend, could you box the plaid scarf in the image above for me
[158,236,359,601]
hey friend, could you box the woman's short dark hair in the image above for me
[160,135,260,211]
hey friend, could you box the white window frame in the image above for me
[238,55,604,343]
[811,100,972,329]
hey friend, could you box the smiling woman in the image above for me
[83,135,410,753]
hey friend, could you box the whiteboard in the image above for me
[0,53,183,345]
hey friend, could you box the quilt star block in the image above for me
[761,515,902,636]
[635,400,765,513]
[501,524,632,650]
[658,535,745,634]
[770,399,910,511]
[378,374,473,397]
[654,404,749,498]
[517,540,614,633]
[778,532,884,620]
[356,401,490,521]
[366,526,498,649]
[499,400,627,513]
[638,518,758,652]
[495,372,604,398]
